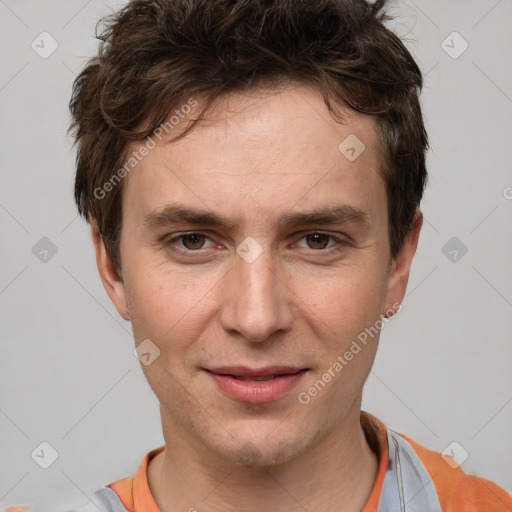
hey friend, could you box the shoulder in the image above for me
[62,486,131,512]
[401,432,512,512]
[62,445,163,512]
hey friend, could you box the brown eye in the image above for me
[181,233,206,250]
[305,233,330,249]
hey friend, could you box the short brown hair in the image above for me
[69,0,428,272]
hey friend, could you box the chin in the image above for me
[204,422,319,468]
[215,439,301,467]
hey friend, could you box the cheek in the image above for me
[124,264,219,348]
[301,269,385,406]
[298,260,388,340]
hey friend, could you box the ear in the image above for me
[383,209,423,316]
[90,220,130,321]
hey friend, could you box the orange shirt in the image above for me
[107,412,511,512]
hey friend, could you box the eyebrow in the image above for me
[143,203,370,231]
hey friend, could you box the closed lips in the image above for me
[205,367,308,381]
[205,366,310,403]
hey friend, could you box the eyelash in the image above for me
[164,231,349,257]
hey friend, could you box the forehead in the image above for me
[122,84,385,230]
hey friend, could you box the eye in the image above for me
[180,233,208,250]
[302,233,333,250]
[165,232,218,253]
[164,231,348,258]
[294,232,342,251]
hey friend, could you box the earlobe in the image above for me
[383,209,423,313]
[90,221,130,321]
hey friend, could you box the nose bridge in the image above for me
[220,242,292,342]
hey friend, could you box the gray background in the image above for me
[1,0,511,510]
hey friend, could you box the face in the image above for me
[93,84,421,467]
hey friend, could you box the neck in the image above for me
[148,400,379,512]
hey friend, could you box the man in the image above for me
[67,0,512,510]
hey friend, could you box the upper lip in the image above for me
[205,366,308,378]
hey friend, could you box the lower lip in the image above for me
[207,370,307,404]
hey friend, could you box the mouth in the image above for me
[232,375,284,381]
[204,366,309,403]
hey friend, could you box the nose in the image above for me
[219,245,294,343]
